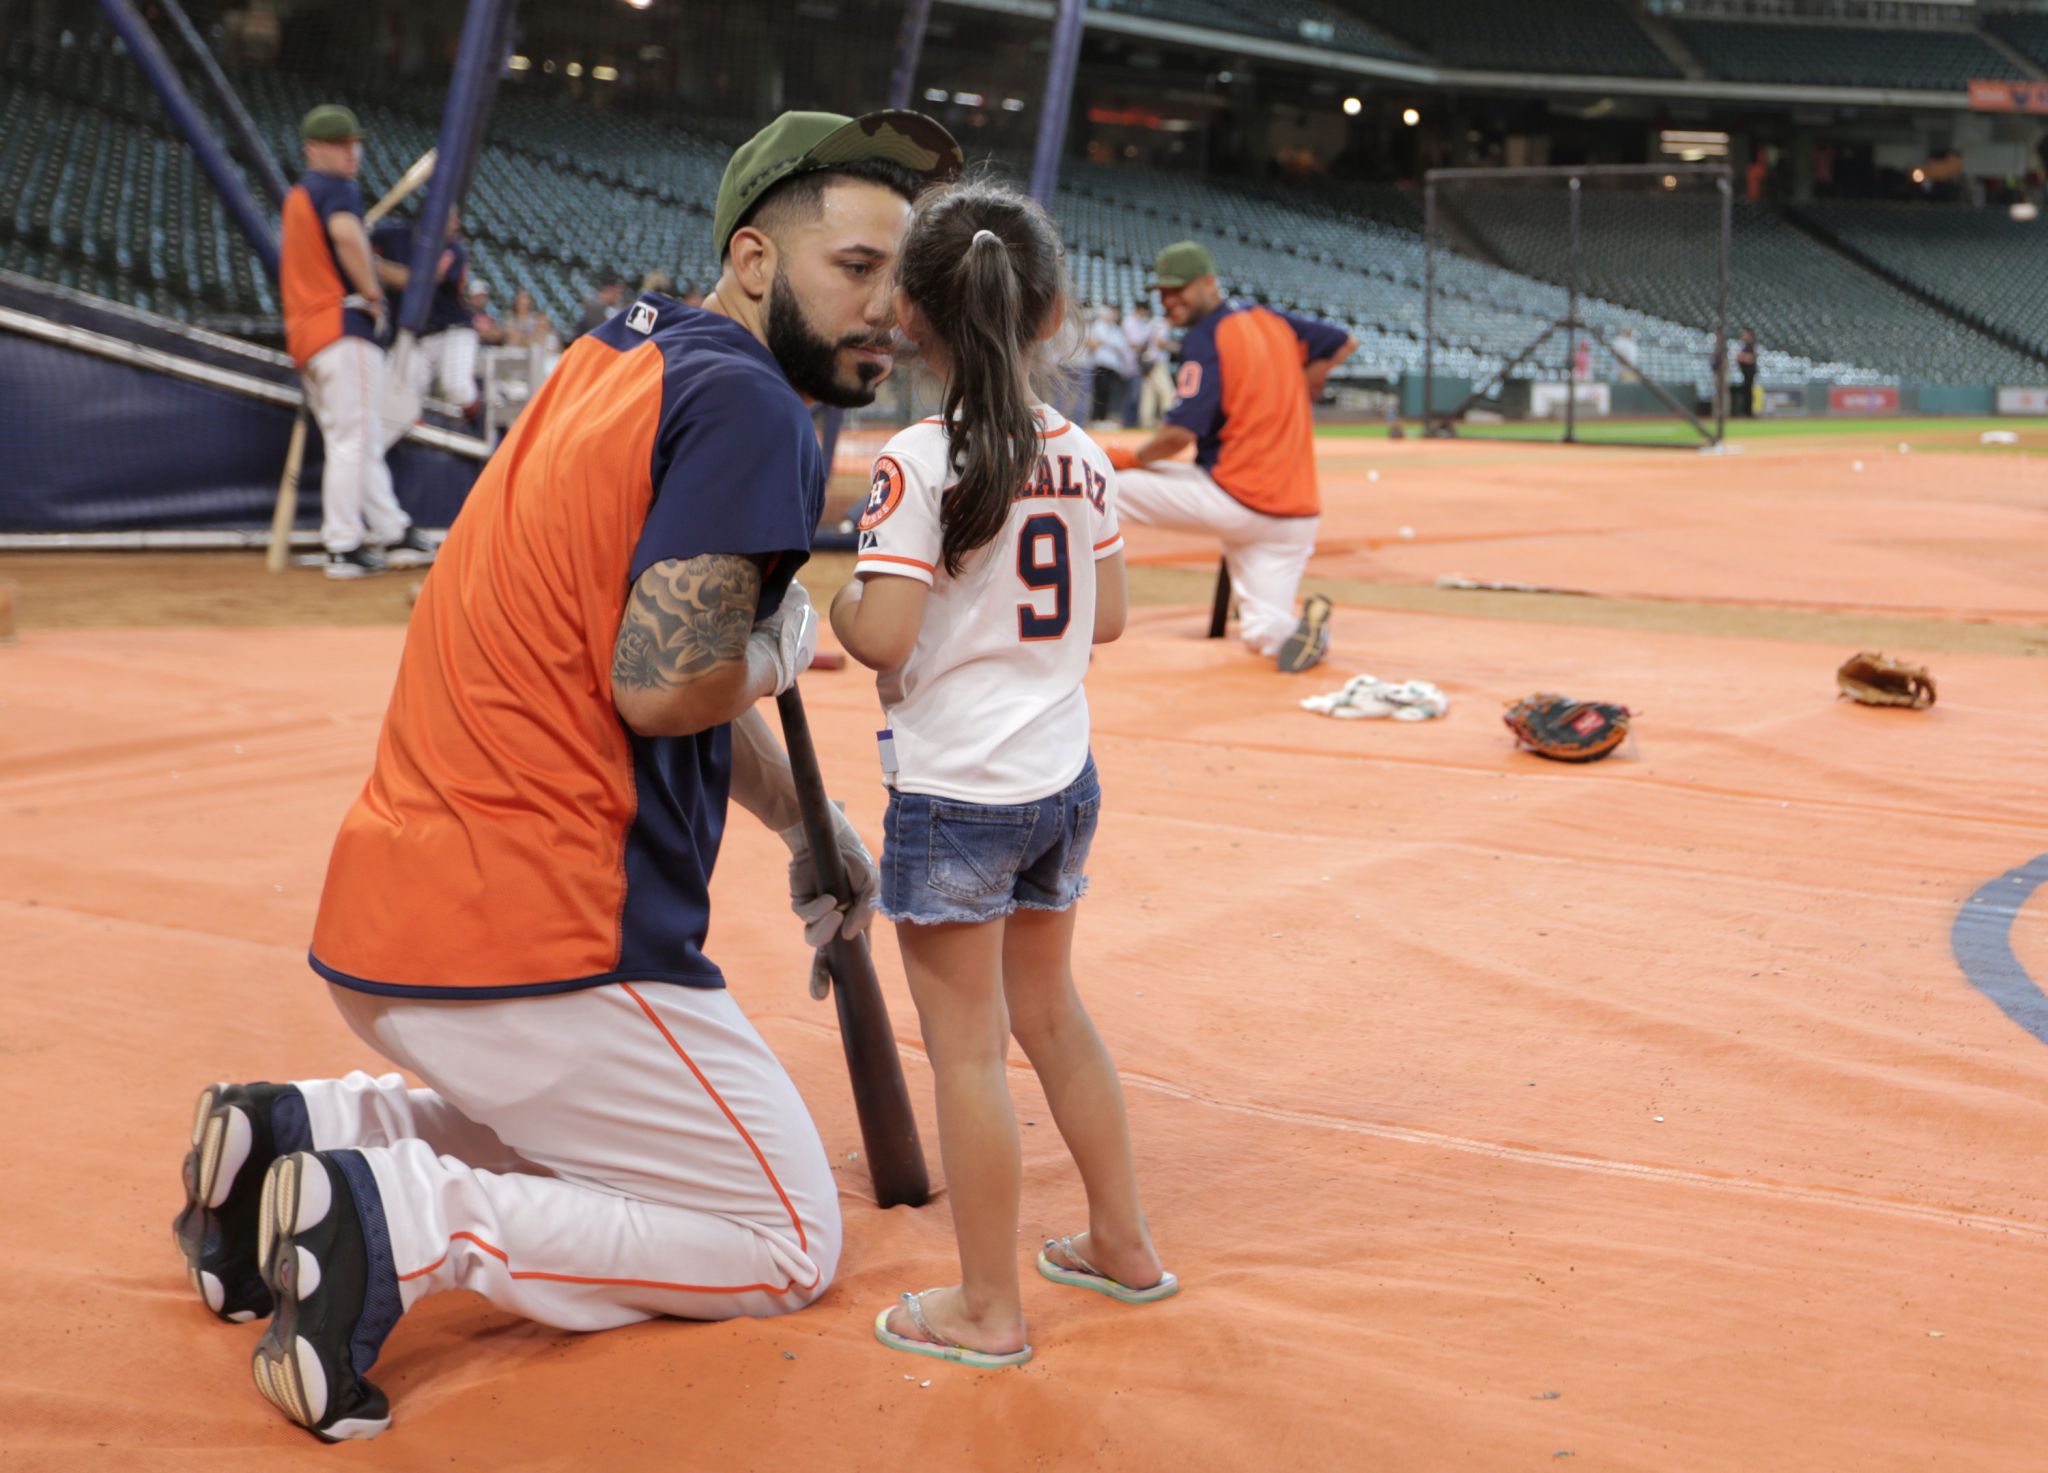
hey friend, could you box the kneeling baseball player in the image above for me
[1107,240,1354,673]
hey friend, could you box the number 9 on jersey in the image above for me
[1016,513,1071,642]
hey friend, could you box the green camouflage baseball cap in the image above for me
[714,109,963,259]
[1151,240,1219,289]
[300,104,363,142]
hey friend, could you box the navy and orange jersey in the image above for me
[309,298,824,999]
[368,221,472,335]
[280,171,378,368]
[1166,301,1352,519]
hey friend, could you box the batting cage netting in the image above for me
[1422,163,1732,448]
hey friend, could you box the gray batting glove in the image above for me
[752,580,818,696]
[779,801,879,1000]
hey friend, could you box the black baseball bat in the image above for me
[773,686,931,1209]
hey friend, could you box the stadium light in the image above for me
[507,54,531,71]
[1912,167,1927,184]
[1343,97,1362,116]
[592,65,619,82]
[954,92,984,106]
[924,87,948,103]
[1401,107,1420,127]
[1217,71,1233,84]
[1662,174,1677,190]
[566,61,584,78]
[2013,201,2040,222]
[623,0,653,9]
[1001,97,1026,112]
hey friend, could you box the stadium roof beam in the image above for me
[936,0,1981,111]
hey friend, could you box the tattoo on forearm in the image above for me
[612,554,761,692]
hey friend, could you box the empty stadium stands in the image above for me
[1986,11,2048,72]
[1445,185,2045,384]
[1340,0,1680,77]
[1672,20,2024,89]
[1793,201,2048,362]
[8,23,2045,403]
[1098,0,1425,63]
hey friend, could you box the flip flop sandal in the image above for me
[873,1291,1033,1369]
[1276,595,1333,675]
[1036,1237,1181,1305]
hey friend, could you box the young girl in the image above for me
[831,181,1175,1368]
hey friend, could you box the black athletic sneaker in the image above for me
[173,1081,310,1323]
[381,528,438,570]
[324,546,389,580]
[1276,593,1333,674]
[251,1151,402,1442]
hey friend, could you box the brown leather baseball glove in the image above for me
[1503,692,1633,762]
[1836,652,1935,709]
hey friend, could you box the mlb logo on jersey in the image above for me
[625,301,658,335]
[858,455,906,531]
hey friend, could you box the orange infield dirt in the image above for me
[3,429,2047,1471]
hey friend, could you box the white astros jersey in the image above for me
[853,406,1122,805]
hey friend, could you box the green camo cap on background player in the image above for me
[1151,240,1219,289]
[300,104,363,142]
[712,109,964,259]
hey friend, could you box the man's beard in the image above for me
[766,267,889,408]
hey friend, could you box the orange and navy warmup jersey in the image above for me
[309,298,824,998]
[1165,301,1351,519]
[280,171,378,369]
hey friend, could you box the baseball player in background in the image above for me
[370,204,481,424]
[1107,240,1355,673]
[173,108,963,1440]
[278,105,437,579]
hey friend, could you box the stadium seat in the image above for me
[1674,20,2024,89]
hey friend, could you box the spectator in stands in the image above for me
[1746,148,1770,203]
[1087,302,1135,426]
[1119,300,1155,426]
[1130,299,1175,427]
[1109,240,1356,673]
[370,205,480,422]
[502,289,556,350]
[1735,328,1759,416]
[1611,326,1639,381]
[679,280,707,309]
[640,270,673,296]
[572,271,627,340]
[278,104,435,580]
[468,281,505,346]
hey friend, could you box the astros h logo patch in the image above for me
[858,455,906,531]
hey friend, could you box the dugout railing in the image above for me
[1422,163,1733,449]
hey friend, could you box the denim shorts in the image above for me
[879,759,1101,926]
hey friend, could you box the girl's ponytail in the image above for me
[894,183,1072,576]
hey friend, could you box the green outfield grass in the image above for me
[1322,416,2048,444]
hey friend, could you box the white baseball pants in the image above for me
[1114,461,1320,656]
[300,337,411,555]
[406,326,480,409]
[291,981,841,1331]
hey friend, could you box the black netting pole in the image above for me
[888,0,933,110]
[398,0,512,340]
[1565,175,1581,446]
[95,0,279,278]
[1423,176,1436,433]
[1029,0,1086,209]
[156,0,288,209]
[1716,172,1731,443]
